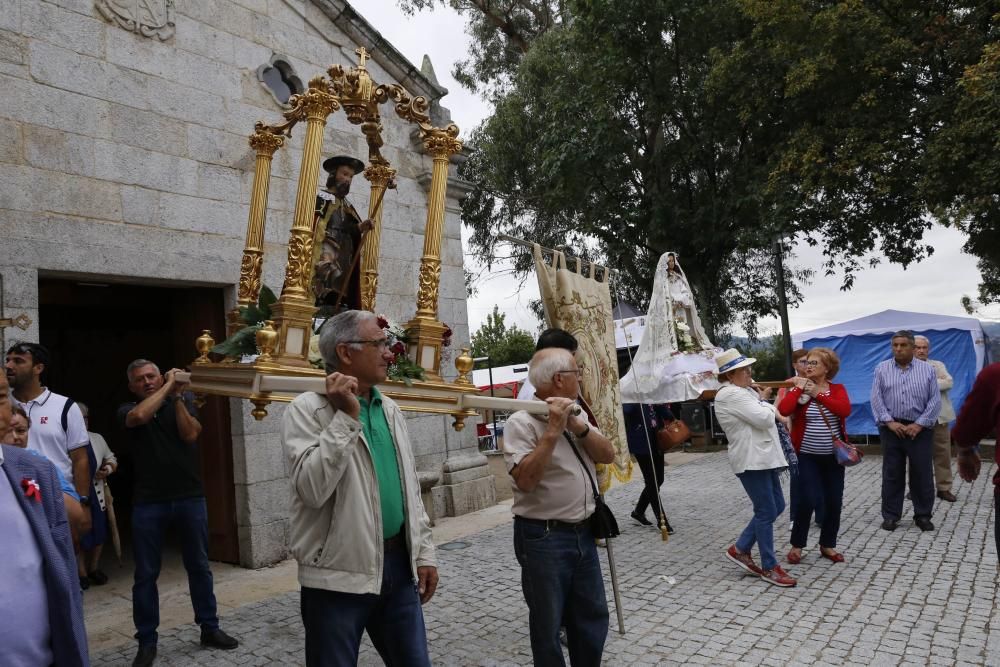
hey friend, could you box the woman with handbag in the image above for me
[714,349,797,588]
[777,347,852,564]
[623,403,676,534]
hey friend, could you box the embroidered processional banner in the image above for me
[533,245,631,491]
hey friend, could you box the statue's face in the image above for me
[667,255,676,272]
[333,165,355,197]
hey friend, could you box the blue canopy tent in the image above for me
[792,310,991,435]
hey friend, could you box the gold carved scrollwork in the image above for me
[361,272,379,312]
[415,259,442,315]
[282,231,313,295]
[422,125,463,157]
[298,82,339,120]
[238,251,263,304]
[249,125,284,154]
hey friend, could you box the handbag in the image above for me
[656,419,691,452]
[564,431,620,539]
[816,403,863,467]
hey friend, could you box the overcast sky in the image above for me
[355,0,998,340]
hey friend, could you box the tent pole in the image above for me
[774,239,794,377]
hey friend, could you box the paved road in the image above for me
[93,452,1000,666]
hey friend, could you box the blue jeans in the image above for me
[132,497,219,646]
[300,547,430,667]
[513,517,609,667]
[791,453,844,549]
[735,469,786,571]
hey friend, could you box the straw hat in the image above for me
[714,348,756,374]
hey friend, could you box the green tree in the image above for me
[470,305,536,369]
[404,0,1000,333]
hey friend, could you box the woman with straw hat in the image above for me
[714,348,797,588]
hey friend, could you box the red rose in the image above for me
[21,478,41,502]
[391,341,406,355]
[376,315,389,329]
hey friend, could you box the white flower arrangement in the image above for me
[674,316,695,353]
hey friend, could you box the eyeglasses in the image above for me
[795,359,809,365]
[556,369,583,377]
[344,338,391,351]
[804,360,821,367]
[6,342,49,365]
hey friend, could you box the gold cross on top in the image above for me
[356,46,371,68]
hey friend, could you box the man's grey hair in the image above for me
[528,348,574,391]
[77,402,89,418]
[891,330,915,344]
[914,335,930,346]
[126,358,160,381]
[318,310,378,372]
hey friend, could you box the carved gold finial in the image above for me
[453,415,466,431]
[194,330,215,364]
[454,347,474,386]
[255,320,279,362]
[250,399,270,420]
[356,46,371,68]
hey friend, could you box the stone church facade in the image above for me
[0,0,495,567]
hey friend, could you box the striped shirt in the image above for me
[870,358,941,428]
[799,400,840,455]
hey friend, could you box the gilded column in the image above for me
[405,124,462,380]
[360,161,396,312]
[269,82,339,367]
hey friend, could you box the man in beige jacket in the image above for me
[282,310,437,667]
[914,336,958,502]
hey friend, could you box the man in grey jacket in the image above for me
[282,310,437,667]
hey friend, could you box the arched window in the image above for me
[257,55,303,106]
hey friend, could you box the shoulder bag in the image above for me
[564,431,620,539]
[816,402,862,467]
[656,418,691,452]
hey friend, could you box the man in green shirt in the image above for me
[282,310,438,667]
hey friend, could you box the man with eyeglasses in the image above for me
[5,343,92,522]
[282,310,437,667]
[503,347,616,666]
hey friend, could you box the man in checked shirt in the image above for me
[870,330,941,532]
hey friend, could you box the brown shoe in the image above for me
[726,545,763,575]
[760,565,797,587]
[937,490,957,502]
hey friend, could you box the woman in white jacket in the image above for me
[713,349,797,588]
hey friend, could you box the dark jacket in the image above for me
[622,403,674,457]
[1,445,89,666]
[952,363,1000,486]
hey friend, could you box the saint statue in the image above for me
[312,155,374,313]
[619,251,721,403]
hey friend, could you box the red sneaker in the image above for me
[760,565,797,587]
[726,545,763,576]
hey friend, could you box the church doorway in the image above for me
[36,277,240,564]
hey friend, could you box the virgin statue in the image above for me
[619,251,721,403]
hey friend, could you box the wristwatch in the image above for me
[79,495,90,507]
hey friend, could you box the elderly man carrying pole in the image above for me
[281,310,438,667]
[503,347,616,667]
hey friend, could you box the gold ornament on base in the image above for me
[255,320,279,362]
[454,347,474,386]
[194,330,215,364]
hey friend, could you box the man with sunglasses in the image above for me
[282,310,437,667]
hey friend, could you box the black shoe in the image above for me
[630,510,652,526]
[88,569,109,585]
[79,576,90,591]
[132,644,157,667]
[915,517,935,531]
[201,627,239,650]
[937,490,957,502]
[881,519,898,531]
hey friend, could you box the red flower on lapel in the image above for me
[21,478,41,503]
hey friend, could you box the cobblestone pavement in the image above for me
[93,453,1000,666]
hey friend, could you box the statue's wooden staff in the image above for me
[332,179,397,312]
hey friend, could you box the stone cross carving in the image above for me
[96,0,176,41]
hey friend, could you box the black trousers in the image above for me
[633,452,666,519]
[880,425,935,521]
[995,487,999,560]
